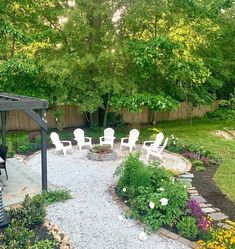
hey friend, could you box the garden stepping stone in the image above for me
[208,212,228,221]
[190,195,207,203]
[179,173,194,178]
[201,207,216,214]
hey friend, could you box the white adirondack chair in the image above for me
[146,137,168,161]
[50,132,72,155]
[120,129,140,152]
[74,128,92,151]
[143,132,164,151]
[99,128,115,149]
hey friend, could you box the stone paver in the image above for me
[190,195,207,203]
[208,212,228,221]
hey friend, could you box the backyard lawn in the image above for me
[4,117,235,203]
[50,117,235,202]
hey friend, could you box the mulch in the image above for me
[191,165,235,220]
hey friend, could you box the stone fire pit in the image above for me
[87,145,117,161]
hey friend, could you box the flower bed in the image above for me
[114,154,232,245]
[0,190,72,249]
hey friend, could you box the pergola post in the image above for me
[40,110,48,191]
[1,111,6,145]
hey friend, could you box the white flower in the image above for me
[124,200,127,203]
[173,141,176,145]
[160,198,168,206]
[68,0,76,7]
[122,187,126,192]
[158,187,164,192]
[184,185,187,189]
[176,138,178,140]
[139,232,147,241]
[149,201,155,209]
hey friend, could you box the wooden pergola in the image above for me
[0,93,48,190]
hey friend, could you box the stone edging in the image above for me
[178,173,234,230]
[108,185,197,249]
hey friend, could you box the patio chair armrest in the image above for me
[85,137,92,142]
[121,137,128,142]
[61,140,72,146]
[143,141,154,146]
[99,136,105,142]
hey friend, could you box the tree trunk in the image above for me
[89,112,93,126]
[103,93,110,127]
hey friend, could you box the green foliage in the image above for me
[207,107,235,121]
[40,189,72,205]
[176,216,199,240]
[54,109,64,131]
[29,239,58,249]
[116,154,188,230]
[1,220,35,249]
[6,138,14,158]
[110,93,179,113]
[9,195,46,229]
[166,135,185,153]
[192,160,206,172]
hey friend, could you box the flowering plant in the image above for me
[197,221,235,248]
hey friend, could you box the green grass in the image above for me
[141,118,235,203]
[2,118,235,203]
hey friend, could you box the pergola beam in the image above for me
[24,109,48,131]
[0,92,49,192]
[1,112,6,145]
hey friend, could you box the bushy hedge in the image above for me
[115,154,188,230]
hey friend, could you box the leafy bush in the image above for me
[115,154,188,230]
[13,134,30,150]
[9,195,45,229]
[207,107,235,121]
[166,135,185,153]
[6,138,15,158]
[40,189,72,205]
[192,160,206,172]
[29,239,58,249]
[176,216,198,240]
[0,220,34,249]
[18,145,29,154]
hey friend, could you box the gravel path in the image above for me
[28,147,189,249]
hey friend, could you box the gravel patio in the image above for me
[27,146,190,249]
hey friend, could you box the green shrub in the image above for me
[192,160,206,172]
[166,135,185,153]
[116,154,188,230]
[18,145,29,154]
[29,239,58,249]
[115,153,153,198]
[39,189,72,205]
[6,138,15,158]
[13,134,30,150]
[176,216,199,240]
[207,107,235,121]
[1,220,35,249]
[9,195,46,229]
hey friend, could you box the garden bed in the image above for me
[191,164,235,220]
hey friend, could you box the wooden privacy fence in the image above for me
[1,101,219,131]
[118,101,220,124]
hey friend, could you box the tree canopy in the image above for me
[0,0,234,125]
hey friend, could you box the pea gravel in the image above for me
[28,147,190,249]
